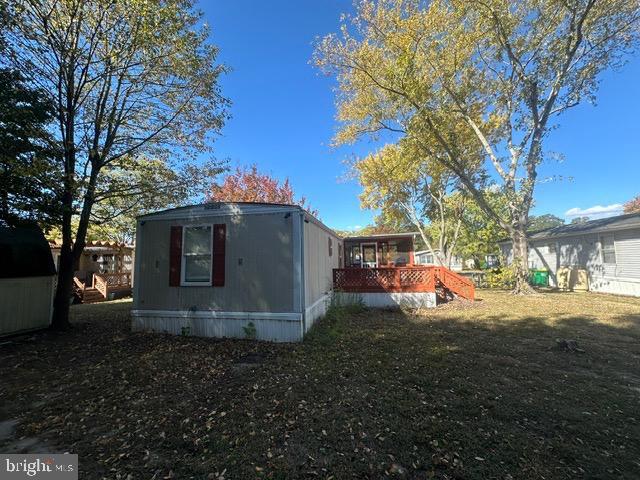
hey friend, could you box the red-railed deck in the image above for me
[333,266,475,301]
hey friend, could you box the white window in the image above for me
[601,234,616,264]
[182,225,212,285]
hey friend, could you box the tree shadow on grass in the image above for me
[294,302,640,479]
[0,295,639,479]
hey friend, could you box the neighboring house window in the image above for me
[548,243,556,253]
[601,234,616,264]
[328,237,333,257]
[425,254,434,264]
[182,225,212,285]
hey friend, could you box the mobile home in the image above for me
[131,202,341,342]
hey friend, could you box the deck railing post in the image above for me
[330,266,474,299]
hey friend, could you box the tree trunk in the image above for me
[50,183,75,330]
[51,245,74,330]
[511,227,534,294]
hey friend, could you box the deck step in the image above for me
[78,287,106,304]
[73,274,132,304]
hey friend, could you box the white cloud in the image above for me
[564,204,624,220]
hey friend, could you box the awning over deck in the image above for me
[342,232,418,268]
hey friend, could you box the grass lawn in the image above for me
[1,291,640,479]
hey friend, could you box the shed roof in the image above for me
[1,226,56,278]
[498,212,640,244]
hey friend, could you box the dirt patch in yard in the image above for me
[1,291,640,479]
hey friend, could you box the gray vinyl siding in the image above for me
[500,227,640,295]
[303,219,342,308]
[499,243,513,264]
[612,229,640,278]
[529,241,560,286]
[135,212,295,312]
[414,251,463,271]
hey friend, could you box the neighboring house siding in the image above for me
[614,229,640,279]
[499,228,640,296]
[499,243,513,265]
[135,212,295,313]
[303,218,342,331]
[450,256,463,272]
[529,240,560,286]
[414,251,463,271]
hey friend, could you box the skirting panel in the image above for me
[590,278,640,297]
[131,310,303,342]
[304,294,330,333]
[336,292,436,309]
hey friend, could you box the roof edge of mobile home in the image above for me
[137,202,338,237]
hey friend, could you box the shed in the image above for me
[132,202,342,342]
[498,212,640,297]
[0,225,56,336]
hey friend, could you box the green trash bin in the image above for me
[529,269,549,287]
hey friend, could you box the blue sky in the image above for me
[202,0,640,230]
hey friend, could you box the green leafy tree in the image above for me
[89,157,224,244]
[5,0,229,329]
[315,0,640,292]
[368,211,416,236]
[528,214,565,232]
[456,190,509,267]
[0,68,61,228]
[45,158,224,244]
[571,216,591,224]
[0,5,60,229]
[357,141,468,268]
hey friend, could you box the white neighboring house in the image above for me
[414,250,463,271]
[498,212,640,297]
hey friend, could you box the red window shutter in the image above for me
[212,223,226,286]
[169,226,183,286]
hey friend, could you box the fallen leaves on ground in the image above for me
[1,291,639,479]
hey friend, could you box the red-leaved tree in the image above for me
[624,195,640,214]
[207,164,318,216]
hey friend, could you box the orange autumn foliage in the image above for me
[207,164,318,217]
[623,195,640,214]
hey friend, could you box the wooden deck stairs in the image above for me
[73,272,132,304]
[433,267,475,303]
[333,266,475,303]
[77,287,107,304]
